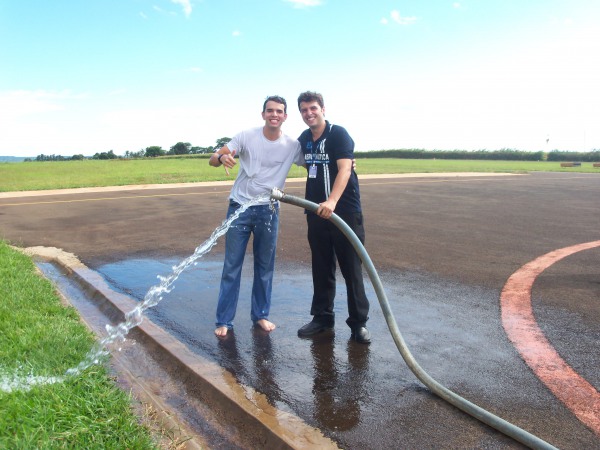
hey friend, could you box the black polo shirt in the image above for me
[298,121,362,214]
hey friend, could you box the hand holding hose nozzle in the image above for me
[270,187,285,201]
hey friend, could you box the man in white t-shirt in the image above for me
[209,96,304,337]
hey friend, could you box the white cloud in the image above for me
[170,0,192,17]
[0,90,83,119]
[380,17,388,25]
[232,30,241,37]
[0,90,81,156]
[390,10,417,25]
[108,89,127,96]
[284,0,322,9]
[96,105,248,153]
[453,2,461,9]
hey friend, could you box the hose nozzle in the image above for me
[270,187,285,201]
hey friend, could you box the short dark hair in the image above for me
[297,91,324,110]
[263,95,287,113]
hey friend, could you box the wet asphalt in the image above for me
[1,172,599,449]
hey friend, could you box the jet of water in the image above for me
[1,193,273,393]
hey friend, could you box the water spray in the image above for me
[1,194,272,393]
[270,187,557,450]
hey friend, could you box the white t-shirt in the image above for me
[227,127,304,204]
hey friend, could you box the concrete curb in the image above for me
[23,246,338,450]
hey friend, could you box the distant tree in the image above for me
[145,146,166,157]
[130,149,145,158]
[214,137,231,151]
[36,154,67,161]
[71,154,85,160]
[168,142,191,155]
[190,146,213,154]
[92,150,118,160]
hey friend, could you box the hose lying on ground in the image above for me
[271,187,557,450]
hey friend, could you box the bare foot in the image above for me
[256,319,276,332]
[215,326,229,337]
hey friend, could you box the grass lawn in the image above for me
[350,158,599,174]
[1,156,598,192]
[0,241,159,449]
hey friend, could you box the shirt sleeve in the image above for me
[293,141,305,166]
[331,125,354,160]
[227,131,244,154]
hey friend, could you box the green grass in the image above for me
[1,157,597,192]
[0,156,221,192]
[351,158,599,174]
[0,242,158,449]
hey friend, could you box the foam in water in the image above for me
[0,366,65,394]
[1,194,273,393]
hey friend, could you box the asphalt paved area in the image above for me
[1,172,598,449]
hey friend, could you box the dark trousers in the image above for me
[306,212,370,329]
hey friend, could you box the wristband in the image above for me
[217,153,224,163]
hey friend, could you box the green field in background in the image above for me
[1,156,598,192]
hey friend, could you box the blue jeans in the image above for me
[215,201,279,329]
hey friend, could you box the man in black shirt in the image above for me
[296,91,371,344]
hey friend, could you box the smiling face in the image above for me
[299,100,326,131]
[261,100,287,130]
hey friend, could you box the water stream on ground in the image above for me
[0,194,272,393]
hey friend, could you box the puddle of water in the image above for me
[33,253,542,448]
[6,220,545,448]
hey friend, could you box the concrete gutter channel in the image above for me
[23,246,338,450]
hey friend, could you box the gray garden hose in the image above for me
[270,187,557,450]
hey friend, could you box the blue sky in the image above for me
[1,0,599,157]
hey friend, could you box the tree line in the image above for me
[355,148,600,162]
[26,137,232,162]
[26,145,599,163]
